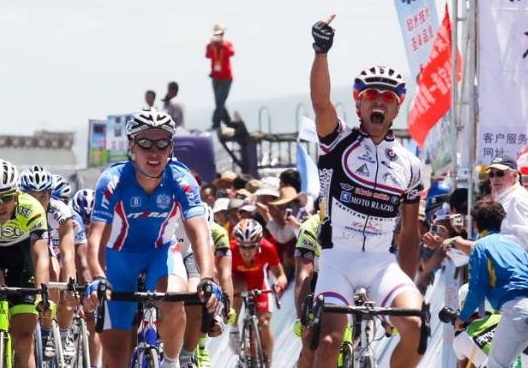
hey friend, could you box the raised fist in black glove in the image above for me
[312,14,336,54]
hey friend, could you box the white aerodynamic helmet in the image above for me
[353,65,407,101]
[125,109,176,139]
[0,159,19,193]
[19,165,54,192]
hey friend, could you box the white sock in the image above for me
[161,355,179,368]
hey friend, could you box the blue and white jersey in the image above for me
[71,211,87,245]
[49,197,74,253]
[92,160,204,253]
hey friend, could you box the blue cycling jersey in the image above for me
[92,160,204,253]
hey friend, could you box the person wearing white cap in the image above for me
[205,23,235,130]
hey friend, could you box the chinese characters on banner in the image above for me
[393,0,439,79]
[477,0,528,164]
[408,4,462,147]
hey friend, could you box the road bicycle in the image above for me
[306,288,430,368]
[235,287,281,368]
[95,280,213,368]
[47,280,91,368]
[0,284,50,368]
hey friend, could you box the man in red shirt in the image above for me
[205,23,235,130]
[229,218,287,367]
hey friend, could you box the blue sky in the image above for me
[0,0,429,163]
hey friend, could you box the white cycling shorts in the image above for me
[314,244,419,311]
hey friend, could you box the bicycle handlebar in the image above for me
[46,278,86,293]
[94,282,206,333]
[0,284,50,313]
[307,295,431,355]
[235,288,281,310]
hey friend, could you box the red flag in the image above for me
[408,4,462,147]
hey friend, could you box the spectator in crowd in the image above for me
[205,23,235,130]
[200,182,218,207]
[455,200,528,368]
[212,170,237,198]
[486,154,528,252]
[144,90,157,110]
[162,81,184,128]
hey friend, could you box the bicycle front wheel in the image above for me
[337,341,354,368]
[0,330,7,368]
[145,348,160,368]
[248,317,267,368]
[73,318,91,368]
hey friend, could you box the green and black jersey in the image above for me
[0,192,48,287]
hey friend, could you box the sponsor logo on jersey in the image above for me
[156,194,171,210]
[16,206,31,218]
[0,225,24,238]
[358,152,375,164]
[128,211,169,219]
[319,168,333,198]
[340,191,352,203]
[355,164,370,177]
[130,197,141,207]
[380,160,392,169]
[385,148,397,161]
[340,183,354,191]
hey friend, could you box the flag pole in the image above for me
[451,0,459,189]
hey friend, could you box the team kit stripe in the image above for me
[112,202,129,251]
[155,202,179,248]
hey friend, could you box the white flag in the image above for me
[477,0,528,164]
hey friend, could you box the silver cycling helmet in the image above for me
[125,109,176,139]
[0,159,19,193]
[353,65,406,101]
[19,165,54,192]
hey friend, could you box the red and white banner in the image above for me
[477,0,528,164]
[408,4,462,147]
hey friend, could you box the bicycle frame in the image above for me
[236,288,281,368]
[94,287,204,368]
[130,302,161,368]
[0,299,12,368]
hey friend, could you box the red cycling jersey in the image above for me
[231,238,281,312]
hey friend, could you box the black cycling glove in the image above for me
[312,20,335,54]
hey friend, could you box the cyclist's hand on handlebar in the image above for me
[274,277,287,296]
[83,277,112,312]
[197,277,222,314]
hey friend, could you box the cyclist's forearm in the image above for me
[216,256,234,302]
[398,230,420,279]
[33,239,50,286]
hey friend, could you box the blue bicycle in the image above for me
[95,282,214,368]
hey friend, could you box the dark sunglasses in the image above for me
[135,137,172,151]
[0,192,16,204]
[238,243,259,250]
[488,171,506,178]
[359,88,400,104]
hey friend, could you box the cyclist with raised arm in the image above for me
[0,159,50,368]
[229,218,287,367]
[19,166,78,354]
[310,14,425,368]
[84,110,221,368]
